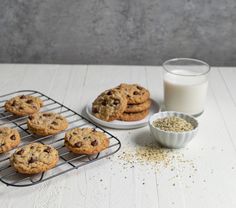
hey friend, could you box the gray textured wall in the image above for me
[1,0,236,66]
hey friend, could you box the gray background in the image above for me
[1,0,236,66]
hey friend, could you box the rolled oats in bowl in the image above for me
[152,116,194,132]
[149,111,198,148]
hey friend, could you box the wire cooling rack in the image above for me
[0,90,121,187]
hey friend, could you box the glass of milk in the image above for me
[163,58,210,116]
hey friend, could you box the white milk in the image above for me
[164,70,208,115]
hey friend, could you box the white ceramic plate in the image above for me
[86,99,160,129]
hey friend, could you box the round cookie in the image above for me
[10,143,59,174]
[0,127,21,153]
[27,112,68,136]
[92,89,127,121]
[125,99,151,113]
[119,109,149,121]
[64,128,109,155]
[5,95,43,116]
[117,83,150,104]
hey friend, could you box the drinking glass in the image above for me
[163,58,210,116]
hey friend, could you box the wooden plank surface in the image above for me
[0,65,235,208]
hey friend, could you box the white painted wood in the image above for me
[0,65,236,208]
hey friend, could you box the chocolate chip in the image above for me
[28,115,33,120]
[12,100,17,106]
[102,100,108,106]
[28,157,36,163]
[136,86,143,90]
[92,128,96,132]
[10,135,16,140]
[52,121,58,125]
[43,113,51,117]
[0,143,5,147]
[92,108,98,113]
[30,146,34,149]
[72,132,77,135]
[133,91,140,95]
[20,95,26,99]
[0,131,2,134]
[17,149,24,155]
[106,91,112,95]
[19,106,24,110]
[26,99,33,104]
[75,142,82,147]
[44,147,51,153]
[113,99,120,105]
[91,140,98,146]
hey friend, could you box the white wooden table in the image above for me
[0,64,235,208]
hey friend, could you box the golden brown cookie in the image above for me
[4,95,43,116]
[92,89,127,121]
[64,128,109,155]
[125,99,151,113]
[10,143,59,174]
[0,127,21,153]
[117,83,150,104]
[119,109,149,121]
[27,112,68,136]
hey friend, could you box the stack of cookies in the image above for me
[92,83,151,122]
[1,94,110,175]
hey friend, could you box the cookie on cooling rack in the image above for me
[92,89,127,121]
[10,143,59,174]
[4,95,43,116]
[0,127,21,153]
[116,83,150,104]
[64,128,109,155]
[27,112,68,136]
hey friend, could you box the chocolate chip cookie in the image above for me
[64,128,109,155]
[125,99,151,113]
[92,89,127,121]
[0,127,21,153]
[116,83,150,104]
[119,109,149,121]
[27,112,68,136]
[5,95,43,116]
[10,143,59,174]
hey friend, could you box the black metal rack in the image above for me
[0,90,121,187]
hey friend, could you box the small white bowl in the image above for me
[149,111,198,148]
